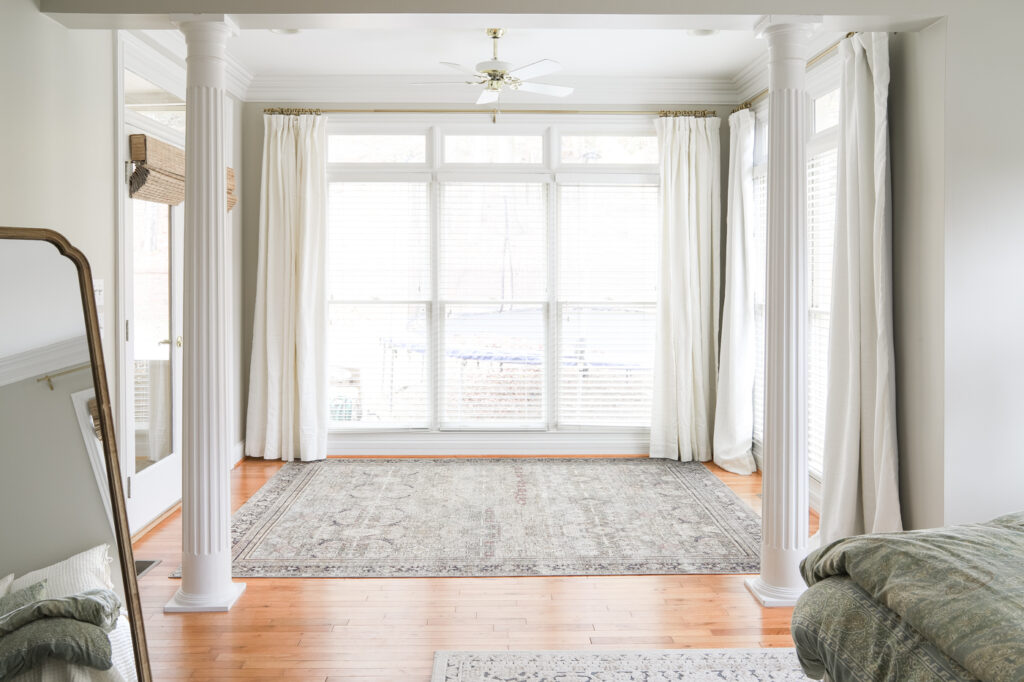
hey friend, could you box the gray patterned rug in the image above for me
[431,650,809,681]
[222,458,761,578]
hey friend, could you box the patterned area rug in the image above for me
[431,650,809,681]
[221,458,761,578]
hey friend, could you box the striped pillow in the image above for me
[10,545,113,600]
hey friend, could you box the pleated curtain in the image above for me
[245,114,328,462]
[820,33,903,543]
[650,116,722,463]
[711,109,758,475]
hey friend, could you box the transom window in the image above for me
[326,124,659,432]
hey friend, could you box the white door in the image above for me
[124,193,184,533]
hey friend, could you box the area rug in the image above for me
[431,650,809,681]
[218,458,761,578]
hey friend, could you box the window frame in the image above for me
[325,116,660,439]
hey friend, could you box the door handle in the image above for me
[158,337,183,348]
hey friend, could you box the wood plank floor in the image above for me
[133,458,817,681]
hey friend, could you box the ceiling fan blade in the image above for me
[409,81,476,85]
[515,81,574,98]
[476,89,500,105]
[441,61,481,77]
[509,59,562,81]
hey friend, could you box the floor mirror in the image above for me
[0,227,151,681]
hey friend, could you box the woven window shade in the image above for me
[129,134,237,211]
[86,397,103,441]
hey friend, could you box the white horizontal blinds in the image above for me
[327,181,431,428]
[560,305,656,426]
[558,184,658,301]
[328,182,430,300]
[440,182,547,301]
[442,304,546,426]
[328,304,430,427]
[439,182,547,426]
[752,171,768,460]
[807,147,839,476]
[558,184,658,427]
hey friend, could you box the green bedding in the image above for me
[798,512,1024,682]
[792,576,975,681]
[0,586,121,678]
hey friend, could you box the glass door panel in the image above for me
[131,199,173,471]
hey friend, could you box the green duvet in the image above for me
[798,512,1024,682]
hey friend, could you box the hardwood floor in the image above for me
[133,458,818,681]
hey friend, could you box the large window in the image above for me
[753,87,840,477]
[326,126,659,433]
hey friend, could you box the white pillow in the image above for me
[0,573,13,596]
[10,544,113,598]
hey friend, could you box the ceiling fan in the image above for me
[430,28,574,105]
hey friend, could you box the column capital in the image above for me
[756,15,821,92]
[171,14,239,33]
[754,15,822,39]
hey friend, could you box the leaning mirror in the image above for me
[0,228,151,681]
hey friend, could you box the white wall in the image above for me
[941,2,1024,524]
[0,0,116,369]
[0,360,122,596]
[889,20,946,530]
[0,241,85,358]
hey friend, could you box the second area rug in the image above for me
[225,458,761,578]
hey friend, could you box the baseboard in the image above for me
[232,440,245,468]
[326,431,650,456]
[130,501,181,544]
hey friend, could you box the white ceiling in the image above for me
[226,27,768,80]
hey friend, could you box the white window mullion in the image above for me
[547,176,559,430]
[429,174,441,432]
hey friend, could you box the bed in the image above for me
[791,512,1024,682]
[1,545,138,682]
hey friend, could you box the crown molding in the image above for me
[732,53,767,104]
[0,336,90,389]
[245,74,740,106]
[127,29,252,101]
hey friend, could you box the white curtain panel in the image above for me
[820,33,903,543]
[711,110,758,475]
[650,116,722,463]
[246,114,328,462]
[147,359,172,462]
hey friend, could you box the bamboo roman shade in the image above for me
[86,397,103,441]
[129,134,237,211]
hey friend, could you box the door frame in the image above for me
[115,31,188,533]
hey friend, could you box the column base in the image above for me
[744,576,805,608]
[164,582,246,613]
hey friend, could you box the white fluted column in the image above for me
[165,15,245,614]
[745,15,820,608]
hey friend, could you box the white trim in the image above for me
[0,336,90,388]
[70,388,115,537]
[232,440,245,467]
[327,430,650,456]
[809,472,822,513]
[247,74,739,106]
[122,31,186,101]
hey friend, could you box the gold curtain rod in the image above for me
[264,107,718,118]
[733,32,857,113]
[36,362,91,391]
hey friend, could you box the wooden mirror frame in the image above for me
[0,226,152,681]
